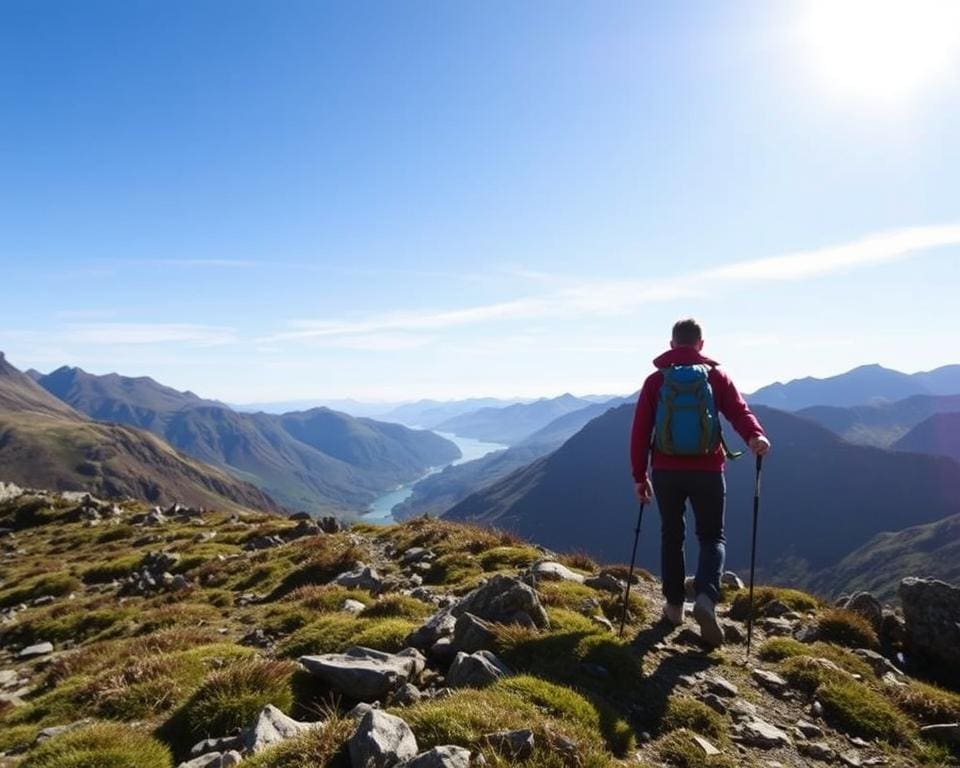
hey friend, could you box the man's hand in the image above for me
[635,476,653,504]
[749,435,771,456]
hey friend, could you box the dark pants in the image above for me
[652,469,726,606]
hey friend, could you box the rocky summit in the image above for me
[0,486,959,768]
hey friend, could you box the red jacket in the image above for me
[630,347,765,481]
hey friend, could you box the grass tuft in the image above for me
[20,721,172,768]
[816,608,880,650]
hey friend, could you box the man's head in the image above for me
[670,318,704,350]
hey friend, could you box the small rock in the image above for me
[451,613,497,653]
[35,720,90,743]
[583,572,624,594]
[398,745,472,768]
[483,729,535,760]
[243,704,321,753]
[342,598,367,614]
[445,650,511,688]
[705,675,738,697]
[839,751,863,767]
[799,741,836,762]
[796,720,823,738]
[751,668,787,692]
[722,621,745,644]
[740,719,792,749]
[408,609,457,650]
[220,751,242,767]
[334,564,383,593]
[18,641,54,659]
[691,733,721,756]
[391,683,424,706]
[530,561,585,584]
[846,592,883,634]
[702,694,728,714]
[765,599,790,617]
[590,615,614,632]
[349,709,419,768]
[190,736,243,757]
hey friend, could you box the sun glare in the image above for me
[799,0,960,105]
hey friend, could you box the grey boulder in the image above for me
[452,574,549,629]
[349,709,419,768]
[300,646,425,701]
[397,746,472,768]
[242,704,322,754]
[899,577,960,684]
[445,650,511,688]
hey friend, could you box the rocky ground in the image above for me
[0,482,958,768]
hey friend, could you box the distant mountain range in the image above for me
[393,395,635,519]
[0,353,278,512]
[375,398,531,428]
[445,403,960,596]
[747,363,960,410]
[797,393,960,448]
[434,393,595,445]
[33,365,459,515]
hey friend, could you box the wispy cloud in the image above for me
[64,323,237,347]
[264,223,960,345]
[132,259,263,268]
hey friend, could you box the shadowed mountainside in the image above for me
[0,353,279,513]
[893,412,960,462]
[797,394,960,448]
[36,366,459,515]
[445,404,960,594]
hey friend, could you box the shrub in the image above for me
[360,594,433,620]
[20,722,172,768]
[728,586,819,621]
[889,679,960,724]
[662,696,726,741]
[817,678,913,743]
[163,658,296,745]
[816,608,880,650]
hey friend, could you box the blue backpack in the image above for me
[654,364,721,456]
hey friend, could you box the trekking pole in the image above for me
[619,501,646,638]
[745,453,764,659]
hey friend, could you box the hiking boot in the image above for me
[661,602,684,626]
[693,593,724,647]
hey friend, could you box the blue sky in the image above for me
[2,1,959,402]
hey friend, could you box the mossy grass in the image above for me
[359,593,433,620]
[160,658,297,750]
[494,625,644,699]
[19,721,173,768]
[478,545,542,571]
[493,675,635,755]
[396,684,620,767]
[656,729,738,768]
[284,584,373,612]
[381,516,523,559]
[536,579,646,629]
[889,678,960,724]
[0,723,40,753]
[4,643,255,730]
[268,537,367,599]
[661,696,727,741]
[4,602,135,646]
[728,585,819,620]
[0,571,82,608]
[759,638,875,679]
[80,554,143,583]
[241,714,354,768]
[816,608,880,650]
[817,678,914,743]
[277,615,418,658]
[779,655,853,694]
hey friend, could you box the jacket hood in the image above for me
[652,347,719,368]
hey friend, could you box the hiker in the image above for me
[630,318,770,647]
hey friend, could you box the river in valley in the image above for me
[363,431,507,525]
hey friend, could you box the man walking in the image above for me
[630,318,770,647]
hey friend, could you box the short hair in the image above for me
[672,318,702,346]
